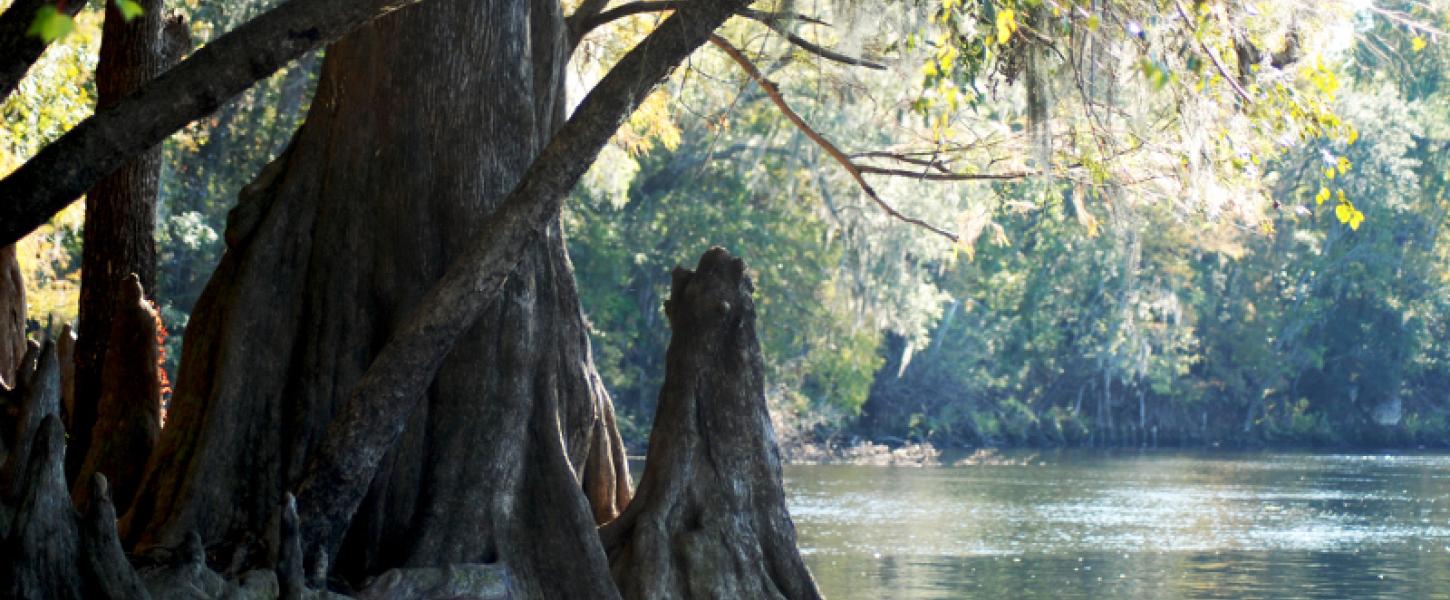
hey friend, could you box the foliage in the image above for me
[7,0,1450,450]
[3,10,100,326]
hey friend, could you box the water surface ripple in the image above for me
[786,450,1450,599]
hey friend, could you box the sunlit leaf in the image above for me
[27,6,74,42]
[996,9,1017,44]
[1411,36,1428,53]
[1335,202,1352,224]
[116,0,144,21]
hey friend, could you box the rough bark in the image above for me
[56,323,76,430]
[602,248,822,600]
[0,341,506,599]
[289,0,749,566]
[0,245,24,390]
[0,0,446,246]
[119,2,650,596]
[73,275,162,515]
[2,340,57,499]
[0,0,87,102]
[69,0,179,481]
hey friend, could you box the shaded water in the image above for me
[785,451,1450,599]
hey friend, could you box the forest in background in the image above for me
[7,0,1450,452]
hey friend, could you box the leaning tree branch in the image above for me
[564,0,614,39]
[708,34,964,242]
[0,0,435,247]
[569,1,882,70]
[291,0,755,567]
[854,164,1035,181]
[744,11,884,70]
[0,0,88,102]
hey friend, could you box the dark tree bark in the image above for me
[0,245,24,390]
[119,0,642,594]
[68,0,179,481]
[73,275,162,515]
[602,248,822,600]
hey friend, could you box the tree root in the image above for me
[0,343,512,599]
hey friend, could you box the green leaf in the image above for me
[27,5,75,42]
[116,0,144,22]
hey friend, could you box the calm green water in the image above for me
[785,451,1450,599]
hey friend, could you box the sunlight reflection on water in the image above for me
[785,450,1450,599]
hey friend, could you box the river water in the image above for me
[785,451,1450,599]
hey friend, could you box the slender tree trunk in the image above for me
[0,245,24,389]
[68,0,179,480]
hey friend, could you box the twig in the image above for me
[855,165,1035,181]
[572,2,884,70]
[1173,0,1254,105]
[747,15,886,70]
[708,34,962,242]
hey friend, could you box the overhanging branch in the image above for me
[708,34,964,243]
[0,0,435,246]
[570,1,884,70]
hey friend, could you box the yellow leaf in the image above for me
[1337,157,1351,175]
[1348,210,1365,230]
[1335,202,1353,223]
[1324,167,1336,180]
[996,9,1017,44]
[1315,187,1330,205]
[1412,36,1428,53]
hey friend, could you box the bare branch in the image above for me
[708,34,963,243]
[565,0,615,39]
[1173,0,1254,105]
[855,164,1035,181]
[748,14,886,70]
[573,0,680,38]
[570,2,884,70]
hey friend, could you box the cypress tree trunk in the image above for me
[604,249,821,600]
[69,0,183,480]
[122,0,631,593]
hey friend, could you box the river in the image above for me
[785,450,1450,599]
